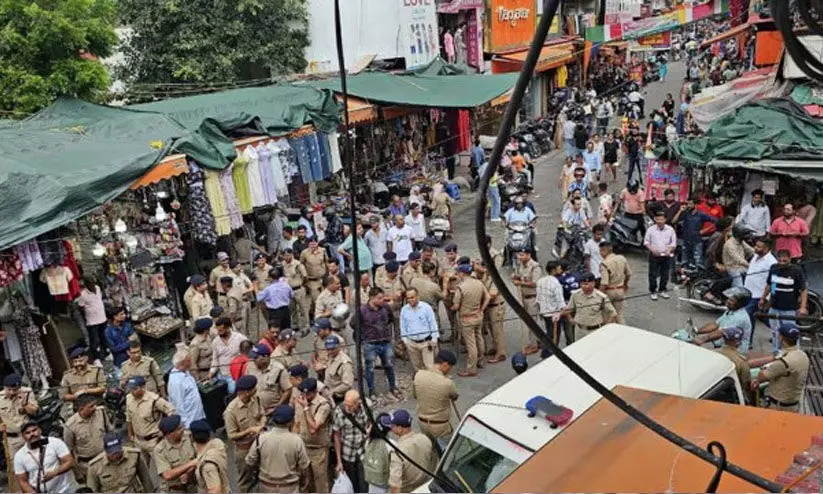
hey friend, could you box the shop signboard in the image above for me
[400,0,439,68]
[638,31,671,48]
[605,0,642,23]
[466,9,482,68]
[629,63,644,81]
[645,158,690,203]
[490,0,535,52]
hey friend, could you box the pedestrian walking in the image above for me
[760,249,808,355]
[537,261,572,345]
[644,211,676,300]
[63,394,110,484]
[119,340,165,396]
[359,288,401,398]
[412,349,458,442]
[247,405,311,493]
[223,375,265,493]
[364,413,392,493]
[301,240,330,311]
[283,248,311,334]
[324,336,355,403]
[167,348,206,428]
[256,266,293,330]
[474,261,507,363]
[294,378,332,493]
[209,317,248,394]
[452,264,489,377]
[125,376,175,468]
[598,241,632,324]
[563,273,617,341]
[77,277,108,362]
[332,390,369,493]
[743,238,776,348]
[400,288,440,372]
[673,198,716,266]
[245,344,292,415]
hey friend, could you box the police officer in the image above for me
[87,431,153,492]
[311,318,343,382]
[59,346,105,407]
[187,275,214,321]
[188,318,214,381]
[190,420,230,494]
[377,261,406,327]
[120,340,165,396]
[513,248,542,355]
[387,409,437,493]
[598,241,632,324]
[420,243,441,281]
[441,243,460,341]
[0,373,38,458]
[564,272,617,341]
[402,251,423,286]
[153,414,197,493]
[752,323,810,412]
[375,252,397,287]
[284,247,311,333]
[410,261,445,332]
[253,253,274,291]
[474,260,507,363]
[245,344,293,414]
[300,239,329,311]
[315,275,344,331]
[223,374,266,493]
[218,276,247,334]
[64,393,111,483]
[412,350,458,442]
[324,336,355,403]
[126,376,176,469]
[272,328,300,369]
[294,378,332,493]
[716,327,752,404]
[453,263,489,377]
[246,405,311,493]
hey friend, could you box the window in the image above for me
[434,416,533,493]
[700,376,741,404]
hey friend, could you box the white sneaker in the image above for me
[650,293,658,301]
[660,292,670,300]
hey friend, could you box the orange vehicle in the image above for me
[493,386,823,493]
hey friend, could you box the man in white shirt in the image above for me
[364,216,388,275]
[536,261,571,345]
[387,215,414,264]
[743,238,777,349]
[208,317,248,394]
[628,89,645,117]
[14,421,74,493]
[405,203,427,250]
[584,225,605,283]
[563,118,577,158]
[736,189,771,237]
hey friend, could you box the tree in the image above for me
[117,0,309,90]
[0,0,117,115]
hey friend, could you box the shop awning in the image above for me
[340,96,377,124]
[130,154,189,189]
[700,159,823,182]
[303,57,517,109]
[492,44,577,74]
[700,22,751,48]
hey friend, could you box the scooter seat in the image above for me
[618,216,639,230]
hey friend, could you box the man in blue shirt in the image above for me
[167,348,206,427]
[503,198,537,227]
[400,287,439,371]
[581,141,602,182]
[471,138,485,169]
[673,197,716,265]
[256,266,293,328]
[567,167,589,199]
[104,307,135,370]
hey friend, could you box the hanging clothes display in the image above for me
[457,110,471,152]
[327,132,343,174]
[38,237,66,267]
[557,65,568,88]
[58,241,81,301]
[231,155,253,214]
[243,146,267,208]
[0,287,51,382]
[39,265,73,297]
[255,143,278,205]
[288,135,314,184]
[218,165,244,229]
[204,169,232,236]
[186,162,218,244]
[267,141,290,199]
[317,132,332,179]
[0,251,24,288]
[15,241,43,274]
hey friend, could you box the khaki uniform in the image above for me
[325,351,355,401]
[388,432,437,492]
[300,248,329,307]
[313,332,344,377]
[763,346,810,412]
[599,253,632,324]
[315,289,344,329]
[284,258,311,331]
[374,264,389,288]
[188,334,213,382]
[421,253,441,281]
[442,260,459,337]
[209,266,235,294]
[402,263,423,287]
[482,272,507,357]
[126,391,176,454]
[431,191,451,216]
[246,427,310,493]
[218,285,249,335]
[272,345,299,369]
[253,264,273,291]
[514,259,542,346]
[195,438,231,494]
[189,291,214,321]
[410,276,445,331]
[717,346,753,404]
[413,368,458,440]
[295,394,332,493]
[224,395,266,492]
[64,406,110,482]
[246,362,293,413]
[152,431,197,493]
[377,274,405,340]
[453,276,489,374]
[0,387,37,456]
[87,446,152,493]
[567,289,617,340]
[59,365,105,402]
[120,356,165,395]
[184,286,195,318]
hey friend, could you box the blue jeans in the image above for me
[215,374,236,395]
[489,185,501,220]
[681,240,703,265]
[364,342,396,394]
[564,138,576,158]
[768,308,796,355]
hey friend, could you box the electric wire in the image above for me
[475,0,783,490]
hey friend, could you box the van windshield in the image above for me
[437,415,533,492]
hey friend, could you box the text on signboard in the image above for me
[497,6,530,26]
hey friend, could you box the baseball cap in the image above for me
[382,251,397,261]
[209,306,224,318]
[580,272,597,282]
[409,251,422,261]
[103,432,123,454]
[779,323,801,340]
[190,274,206,286]
[272,405,295,425]
[457,256,471,265]
[444,243,458,253]
[386,261,399,273]
[189,419,212,434]
[457,264,472,274]
[435,350,457,366]
[254,253,267,261]
[3,374,22,388]
[325,335,341,350]
[219,276,233,284]
[68,347,87,359]
[314,318,332,331]
[236,375,258,391]
[298,378,318,393]
[194,317,214,333]
[159,415,182,434]
[390,409,413,427]
[216,252,229,261]
[253,344,271,357]
[289,364,309,378]
[278,328,295,341]
[128,376,146,388]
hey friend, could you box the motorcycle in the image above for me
[428,213,451,246]
[32,389,65,438]
[604,213,653,252]
[104,386,127,429]
[498,173,531,213]
[552,226,590,275]
[504,221,534,267]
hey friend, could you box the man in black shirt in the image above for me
[759,249,807,355]
[649,189,680,226]
[603,133,620,182]
[292,225,310,258]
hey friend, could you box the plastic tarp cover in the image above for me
[0,99,186,251]
[303,57,518,108]
[131,85,341,170]
[689,67,785,131]
[672,98,823,164]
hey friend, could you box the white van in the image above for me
[424,324,745,493]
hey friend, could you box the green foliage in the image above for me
[118,0,309,87]
[0,0,117,115]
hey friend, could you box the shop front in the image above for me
[437,0,485,71]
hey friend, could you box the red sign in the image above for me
[638,31,671,47]
[645,159,690,203]
[466,9,480,68]
[629,64,644,82]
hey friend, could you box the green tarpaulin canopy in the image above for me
[304,57,518,108]
[672,99,823,164]
[131,84,341,170]
[0,99,186,251]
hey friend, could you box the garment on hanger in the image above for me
[256,143,278,205]
[327,132,343,174]
[317,132,332,179]
[38,237,66,267]
[457,110,471,152]
[218,165,244,230]
[0,250,23,288]
[56,241,81,301]
[231,155,253,213]
[187,162,218,244]
[243,146,267,207]
[266,141,289,199]
[39,265,73,296]
[15,241,43,274]
[0,287,51,381]
[288,136,313,183]
[204,168,232,236]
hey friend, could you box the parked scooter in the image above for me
[504,221,534,267]
[604,212,652,251]
[552,226,590,275]
[428,213,451,246]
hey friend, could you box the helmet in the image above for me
[627,179,640,194]
[332,303,350,321]
[511,352,528,374]
[722,286,752,309]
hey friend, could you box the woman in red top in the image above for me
[229,340,254,381]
